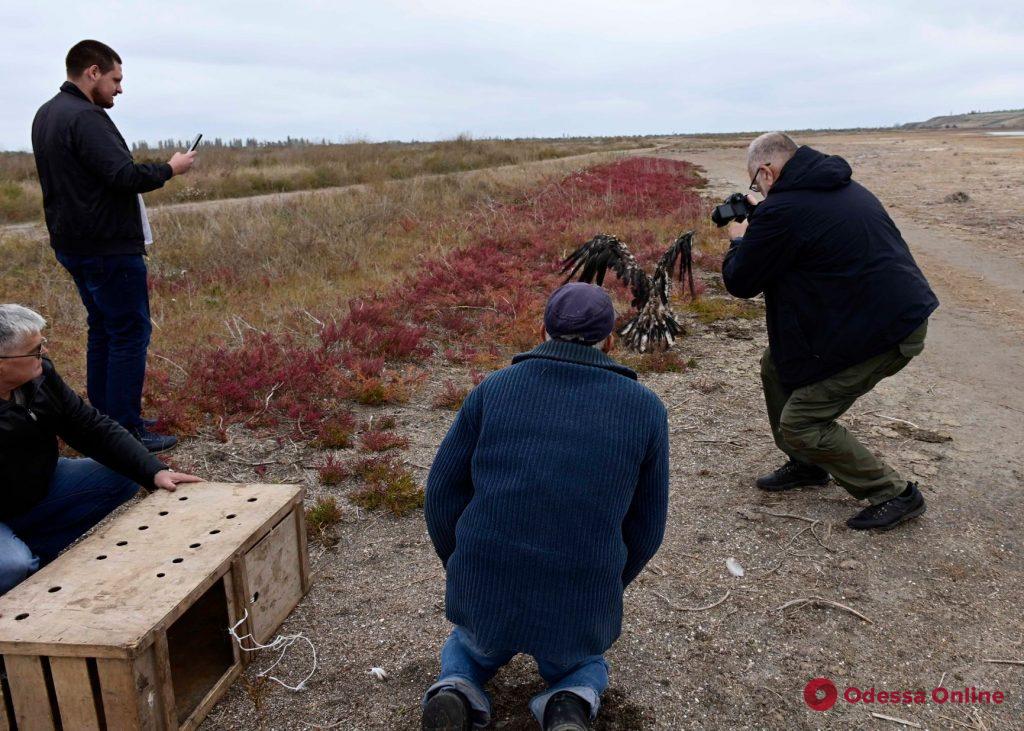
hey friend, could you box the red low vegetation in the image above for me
[432,380,470,410]
[146,157,707,454]
[317,454,349,486]
[359,429,411,453]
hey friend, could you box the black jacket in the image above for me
[723,146,938,389]
[0,360,165,521]
[31,82,173,256]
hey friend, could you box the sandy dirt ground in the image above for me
[174,130,1024,730]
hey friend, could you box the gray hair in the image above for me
[0,304,46,355]
[747,132,799,174]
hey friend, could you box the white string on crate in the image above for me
[228,608,317,692]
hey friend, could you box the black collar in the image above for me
[60,81,93,104]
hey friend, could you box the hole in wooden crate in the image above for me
[116,540,128,546]
[209,529,221,535]
[139,525,149,530]
[226,514,237,519]
[179,496,188,501]
[251,591,260,603]
[247,497,258,502]
[15,613,28,620]
[157,572,166,578]
[159,511,169,516]
[48,586,61,592]
[190,543,201,548]
[167,578,235,724]
[96,555,107,560]
[172,558,184,564]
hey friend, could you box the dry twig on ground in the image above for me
[655,589,731,612]
[773,596,874,624]
[869,712,923,728]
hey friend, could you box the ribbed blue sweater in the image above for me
[425,339,670,662]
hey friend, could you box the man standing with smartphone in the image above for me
[32,40,196,452]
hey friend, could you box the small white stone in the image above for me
[369,667,388,681]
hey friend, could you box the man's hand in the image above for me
[727,219,749,239]
[153,469,203,492]
[167,151,197,176]
[726,194,760,240]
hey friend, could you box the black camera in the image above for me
[711,192,756,227]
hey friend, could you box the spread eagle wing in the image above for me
[620,230,697,352]
[559,234,651,310]
[560,231,699,353]
[651,230,696,305]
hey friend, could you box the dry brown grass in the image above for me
[1,149,650,388]
[0,136,657,224]
[0,152,38,222]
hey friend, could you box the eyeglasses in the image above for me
[749,163,770,194]
[0,337,48,360]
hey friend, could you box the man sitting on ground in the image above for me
[0,304,201,595]
[421,283,670,731]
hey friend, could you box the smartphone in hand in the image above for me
[186,134,203,153]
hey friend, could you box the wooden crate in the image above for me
[0,482,310,731]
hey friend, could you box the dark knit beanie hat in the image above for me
[543,283,615,344]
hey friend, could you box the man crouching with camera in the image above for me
[718,132,938,531]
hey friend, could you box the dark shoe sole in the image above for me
[144,440,178,455]
[756,476,830,492]
[847,502,926,531]
[422,692,471,731]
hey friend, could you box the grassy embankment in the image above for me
[0,136,655,224]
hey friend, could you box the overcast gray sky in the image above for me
[3,0,1022,150]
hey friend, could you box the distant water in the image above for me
[987,131,1024,136]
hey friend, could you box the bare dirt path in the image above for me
[194,132,1022,730]
[657,131,1024,473]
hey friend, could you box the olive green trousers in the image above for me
[760,321,928,504]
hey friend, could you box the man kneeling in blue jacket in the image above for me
[421,283,670,731]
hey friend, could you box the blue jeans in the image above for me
[56,252,152,429]
[0,458,140,594]
[423,626,609,728]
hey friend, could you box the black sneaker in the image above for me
[129,426,178,454]
[846,482,926,531]
[142,417,159,428]
[543,691,591,731]
[422,689,471,731]
[755,459,830,491]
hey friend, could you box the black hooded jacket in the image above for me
[0,360,165,521]
[722,146,938,389]
[31,82,173,255]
